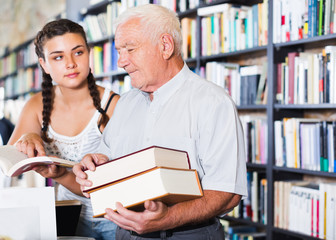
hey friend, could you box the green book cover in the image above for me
[318,0,324,36]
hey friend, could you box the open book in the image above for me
[0,145,76,177]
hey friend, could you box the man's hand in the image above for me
[104,200,169,234]
[15,133,45,157]
[73,153,109,198]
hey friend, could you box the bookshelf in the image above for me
[1,0,336,239]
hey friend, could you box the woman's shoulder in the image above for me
[98,86,120,117]
[17,91,43,120]
[24,91,43,110]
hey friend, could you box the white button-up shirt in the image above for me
[98,64,247,197]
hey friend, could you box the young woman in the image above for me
[8,19,119,239]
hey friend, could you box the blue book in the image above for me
[111,41,118,71]
[308,0,312,37]
[252,4,258,47]
[312,0,318,37]
[227,225,256,240]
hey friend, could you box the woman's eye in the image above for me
[54,56,62,60]
[75,51,83,56]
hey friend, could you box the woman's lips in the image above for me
[66,73,79,78]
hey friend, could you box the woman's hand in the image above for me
[15,133,46,157]
[33,164,68,179]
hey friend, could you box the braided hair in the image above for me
[34,19,109,142]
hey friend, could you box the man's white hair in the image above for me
[114,4,182,56]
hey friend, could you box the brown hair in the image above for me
[34,19,109,142]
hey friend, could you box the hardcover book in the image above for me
[84,146,190,193]
[90,167,203,218]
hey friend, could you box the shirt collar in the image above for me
[150,63,188,104]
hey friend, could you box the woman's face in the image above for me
[39,32,90,89]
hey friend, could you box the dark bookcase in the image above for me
[1,0,336,239]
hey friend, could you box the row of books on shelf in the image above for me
[274,180,336,239]
[88,0,200,13]
[97,75,132,95]
[0,52,17,78]
[82,0,200,43]
[90,48,268,107]
[274,118,336,172]
[0,42,37,78]
[196,0,268,56]
[201,62,267,106]
[240,115,268,164]
[227,172,267,225]
[89,41,121,75]
[276,46,336,105]
[122,0,200,13]
[273,0,336,43]
[83,0,268,59]
[220,220,266,240]
[2,67,41,98]
[81,1,120,42]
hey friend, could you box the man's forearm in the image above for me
[161,190,241,230]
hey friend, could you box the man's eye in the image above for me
[127,48,134,53]
[54,56,62,60]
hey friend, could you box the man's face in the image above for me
[115,18,163,93]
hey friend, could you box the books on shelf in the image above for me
[276,46,336,105]
[203,62,267,106]
[0,145,76,177]
[274,118,336,172]
[181,17,197,59]
[204,61,240,103]
[89,40,121,77]
[198,0,268,56]
[275,180,336,239]
[240,65,262,106]
[90,167,203,217]
[273,0,336,43]
[240,114,268,164]
[82,13,108,42]
[227,172,267,224]
[84,146,190,192]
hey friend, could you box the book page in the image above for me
[0,145,28,175]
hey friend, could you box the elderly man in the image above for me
[74,4,247,240]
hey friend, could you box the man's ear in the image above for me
[160,34,174,60]
[39,58,50,74]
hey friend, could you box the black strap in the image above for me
[98,92,118,129]
[104,93,118,112]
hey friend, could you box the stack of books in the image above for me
[84,146,203,218]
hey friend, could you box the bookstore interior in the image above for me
[1,0,336,239]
